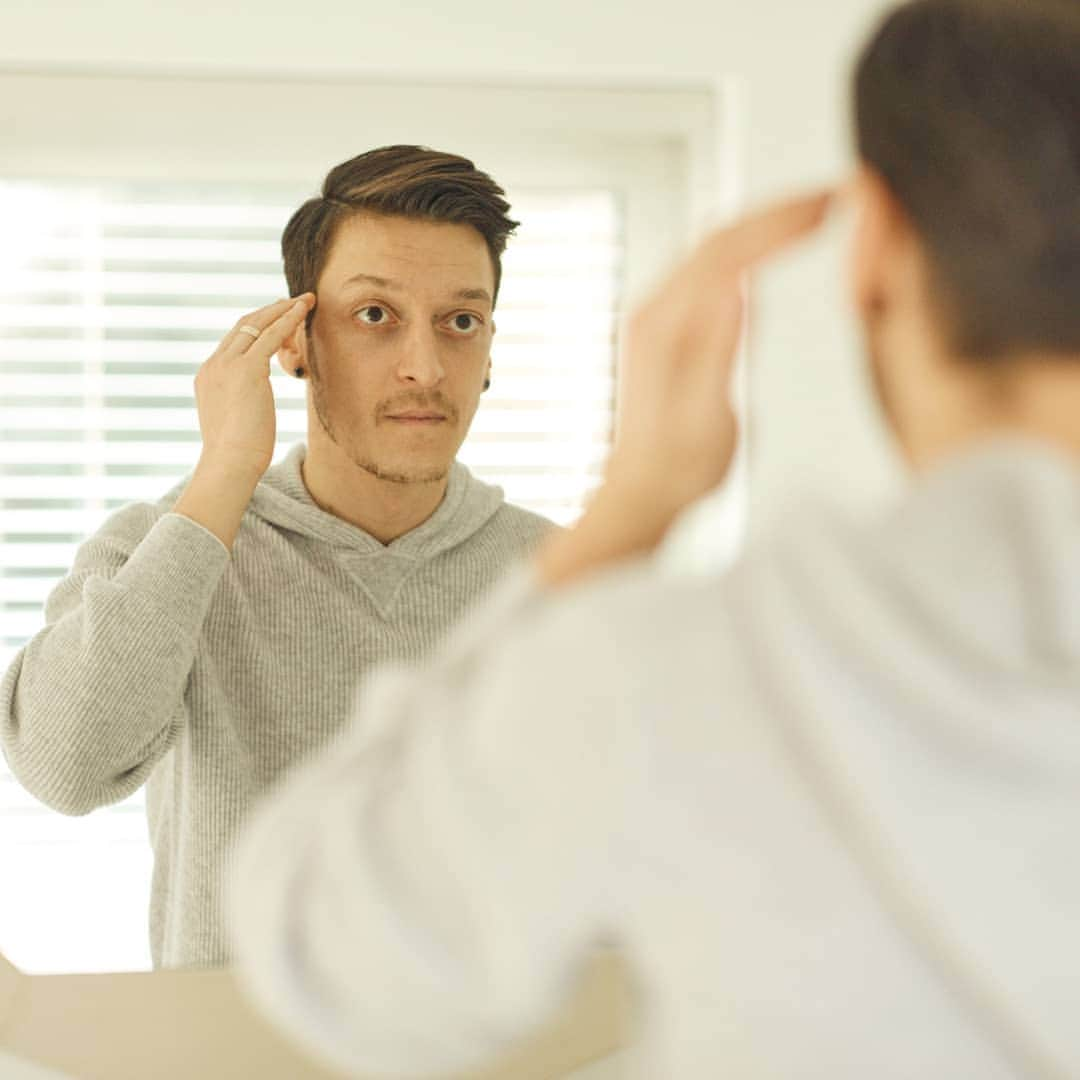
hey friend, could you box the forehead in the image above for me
[318,212,495,297]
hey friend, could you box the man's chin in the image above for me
[354,457,451,485]
[322,424,458,485]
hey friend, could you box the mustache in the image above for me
[377,393,459,422]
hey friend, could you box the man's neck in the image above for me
[911,348,1080,471]
[300,442,450,546]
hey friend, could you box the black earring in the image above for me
[294,367,306,378]
[482,376,491,392]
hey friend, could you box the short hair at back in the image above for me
[854,0,1080,360]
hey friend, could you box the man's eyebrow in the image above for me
[454,287,493,305]
[341,273,492,306]
[342,273,397,290]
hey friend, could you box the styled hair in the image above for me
[854,0,1080,359]
[282,145,519,314]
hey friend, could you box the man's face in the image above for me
[302,212,495,484]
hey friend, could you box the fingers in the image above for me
[625,188,832,361]
[224,298,297,348]
[645,189,834,321]
[223,293,315,358]
[247,295,315,360]
[631,188,833,346]
[689,189,835,279]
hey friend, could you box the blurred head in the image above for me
[849,0,1080,466]
[278,146,519,484]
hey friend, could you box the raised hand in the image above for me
[193,295,315,482]
[538,190,834,587]
[173,294,315,550]
[606,190,834,517]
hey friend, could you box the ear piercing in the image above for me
[294,367,306,378]
[483,376,491,392]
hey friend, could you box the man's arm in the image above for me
[0,295,315,815]
[0,507,230,815]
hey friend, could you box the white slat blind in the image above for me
[0,177,621,972]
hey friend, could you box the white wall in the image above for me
[0,0,907,533]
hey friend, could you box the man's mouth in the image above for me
[384,412,447,424]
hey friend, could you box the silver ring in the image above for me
[236,324,262,341]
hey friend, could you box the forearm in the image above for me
[534,481,677,589]
[0,514,229,814]
[172,454,262,551]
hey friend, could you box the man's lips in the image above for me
[385,412,447,422]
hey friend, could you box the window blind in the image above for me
[0,178,622,972]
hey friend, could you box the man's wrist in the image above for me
[172,454,264,551]
[535,481,676,589]
[191,452,267,492]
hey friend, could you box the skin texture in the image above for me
[174,212,496,547]
[278,213,496,543]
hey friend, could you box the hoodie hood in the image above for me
[774,435,1080,766]
[246,443,506,560]
[757,434,1080,1074]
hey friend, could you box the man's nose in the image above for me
[395,325,445,388]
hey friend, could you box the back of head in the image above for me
[854,0,1080,361]
[282,145,518,312]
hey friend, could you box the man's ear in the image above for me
[277,317,309,380]
[484,322,495,389]
[852,164,917,306]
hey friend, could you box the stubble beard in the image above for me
[307,347,451,486]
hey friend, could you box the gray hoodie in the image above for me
[229,436,1080,1079]
[1,444,553,968]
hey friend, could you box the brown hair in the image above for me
[854,0,1080,360]
[282,145,519,316]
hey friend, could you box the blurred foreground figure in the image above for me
[223,1,1080,1077]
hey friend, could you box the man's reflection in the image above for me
[0,145,555,968]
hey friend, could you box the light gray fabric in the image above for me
[230,436,1080,1079]
[0,443,553,968]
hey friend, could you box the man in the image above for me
[2,1,1078,1078]
[0,146,554,969]
[219,1,1080,1077]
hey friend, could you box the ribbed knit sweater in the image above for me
[0,444,553,968]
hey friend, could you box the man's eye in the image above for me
[357,305,392,325]
[447,313,481,334]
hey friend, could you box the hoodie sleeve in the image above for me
[228,565,642,1079]
[0,506,231,816]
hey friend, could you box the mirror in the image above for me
[0,70,730,975]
